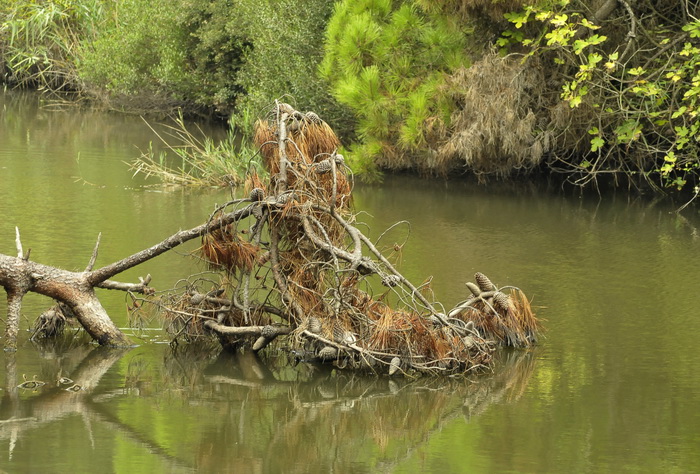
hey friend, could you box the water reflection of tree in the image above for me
[0,345,536,471]
[0,344,192,471]
[160,347,538,472]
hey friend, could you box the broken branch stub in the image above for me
[161,102,542,375]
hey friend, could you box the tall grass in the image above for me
[131,111,264,187]
[1,0,102,92]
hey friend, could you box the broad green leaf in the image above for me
[672,106,687,119]
[590,136,604,152]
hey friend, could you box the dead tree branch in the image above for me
[154,102,542,375]
[1,102,541,376]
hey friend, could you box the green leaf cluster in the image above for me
[500,0,700,193]
[78,0,252,110]
[228,0,352,137]
[320,0,471,177]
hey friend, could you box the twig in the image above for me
[85,233,101,272]
[618,0,638,61]
[15,227,23,259]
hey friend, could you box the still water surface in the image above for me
[1,91,699,473]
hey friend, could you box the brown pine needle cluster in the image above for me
[200,225,260,274]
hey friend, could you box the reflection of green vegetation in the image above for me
[0,90,231,327]
[0,344,536,472]
[2,170,700,471]
[98,346,538,472]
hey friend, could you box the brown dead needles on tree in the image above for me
[158,101,541,376]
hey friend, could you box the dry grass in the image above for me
[254,108,351,209]
[438,51,552,178]
[200,226,261,274]
[456,287,540,348]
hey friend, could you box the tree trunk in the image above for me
[0,254,131,348]
[0,206,251,349]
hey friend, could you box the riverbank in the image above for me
[2,0,698,199]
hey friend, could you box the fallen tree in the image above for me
[1,102,541,375]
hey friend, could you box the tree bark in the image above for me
[0,204,254,349]
[0,255,131,348]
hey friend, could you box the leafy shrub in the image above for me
[228,0,354,138]
[0,0,102,90]
[79,0,343,123]
[178,0,250,113]
[498,0,700,193]
[79,0,223,110]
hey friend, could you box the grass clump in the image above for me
[131,111,263,187]
[0,0,102,92]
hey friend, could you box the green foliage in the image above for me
[80,0,173,94]
[79,0,249,109]
[500,0,700,194]
[229,0,353,137]
[321,0,472,176]
[0,0,102,90]
[131,112,264,187]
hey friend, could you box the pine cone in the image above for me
[475,272,496,292]
[388,357,401,376]
[493,292,511,313]
[308,317,322,334]
[249,187,264,201]
[333,325,356,345]
[381,274,401,287]
[276,192,296,205]
[252,336,268,351]
[314,159,332,174]
[318,346,338,360]
[305,111,322,124]
[278,103,295,115]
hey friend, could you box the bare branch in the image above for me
[88,205,253,284]
[14,227,23,259]
[85,233,102,272]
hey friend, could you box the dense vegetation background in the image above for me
[1,0,699,196]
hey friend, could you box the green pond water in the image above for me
[1,90,700,473]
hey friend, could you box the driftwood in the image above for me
[0,206,252,350]
[0,101,541,375]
